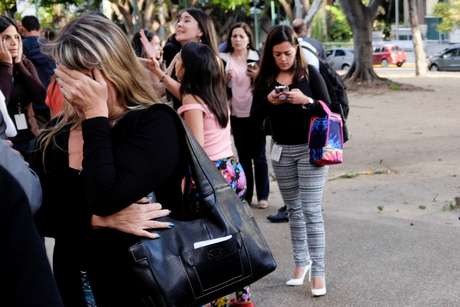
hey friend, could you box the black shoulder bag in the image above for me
[129,114,277,307]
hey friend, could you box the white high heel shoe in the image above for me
[310,277,327,297]
[285,263,312,286]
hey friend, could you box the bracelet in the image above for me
[159,73,167,83]
[301,97,314,109]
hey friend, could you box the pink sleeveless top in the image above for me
[178,103,234,161]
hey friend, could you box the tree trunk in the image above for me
[279,0,293,20]
[304,0,323,32]
[341,0,386,85]
[409,0,427,76]
[294,0,304,19]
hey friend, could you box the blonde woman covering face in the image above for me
[33,14,187,306]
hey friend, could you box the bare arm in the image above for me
[181,95,205,147]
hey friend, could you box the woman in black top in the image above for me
[0,16,46,158]
[34,14,187,307]
[252,25,331,297]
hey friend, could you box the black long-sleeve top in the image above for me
[0,58,46,145]
[252,65,331,145]
[35,103,187,239]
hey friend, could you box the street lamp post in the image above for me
[395,0,399,40]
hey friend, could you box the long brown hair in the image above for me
[253,25,307,94]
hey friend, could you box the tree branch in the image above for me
[369,0,386,19]
[304,0,323,28]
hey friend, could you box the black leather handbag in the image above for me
[129,117,277,307]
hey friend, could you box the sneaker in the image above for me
[266,206,288,223]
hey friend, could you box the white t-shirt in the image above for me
[0,90,17,138]
[298,38,319,70]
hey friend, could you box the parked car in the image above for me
[428,46,460,71]
[326,48,354,71]
[373,44,407,67]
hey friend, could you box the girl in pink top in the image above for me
[176,42,246,200]
[176,42,253,307]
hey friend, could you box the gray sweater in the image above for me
[0,139,42,213]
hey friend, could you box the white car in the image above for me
[326,48,354,71]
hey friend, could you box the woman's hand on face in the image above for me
[91,198,173,239]
[286,88,313,105]
[0,38,12,64]
[13,37,22,64]
[55,66,109,119]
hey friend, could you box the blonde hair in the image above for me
[40,14,158,154]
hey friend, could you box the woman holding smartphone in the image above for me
[219,22,270,209]
[252,25,331,297]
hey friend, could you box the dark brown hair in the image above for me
[180,42,228,128]
[179,8,219,53]
[253,25,307,93]
[223,22,255,53]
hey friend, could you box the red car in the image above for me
[373,44,407,67]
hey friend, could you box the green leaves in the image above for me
[326,4,352,42]
[433,1,460,33]
[209,0,251,11]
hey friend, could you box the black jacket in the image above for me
[0,165,63,307]
[22,36,56,88]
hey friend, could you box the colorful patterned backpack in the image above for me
[308,100,344,166]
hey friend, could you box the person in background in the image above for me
[132,29,164,96]
[21,15,56,88]
[132,29,162,60]
[252,25,330,297]
[219,22,270,209]
[0,16,46,159]
[142,8,219,109]
[292,18,326,70]
[176,42,252,307]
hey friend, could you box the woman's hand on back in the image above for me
[55,66,109,119]
[91,199,173,239]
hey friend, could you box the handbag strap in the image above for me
[317,100,332,116]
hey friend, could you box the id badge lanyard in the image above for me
[14,102,28,131]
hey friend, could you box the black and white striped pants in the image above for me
[271,142,328,277]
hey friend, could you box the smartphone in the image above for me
[247,62,257,69]
[275,85,289,101]
[275,85,289,93]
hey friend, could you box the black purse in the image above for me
[129,116,277,307]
